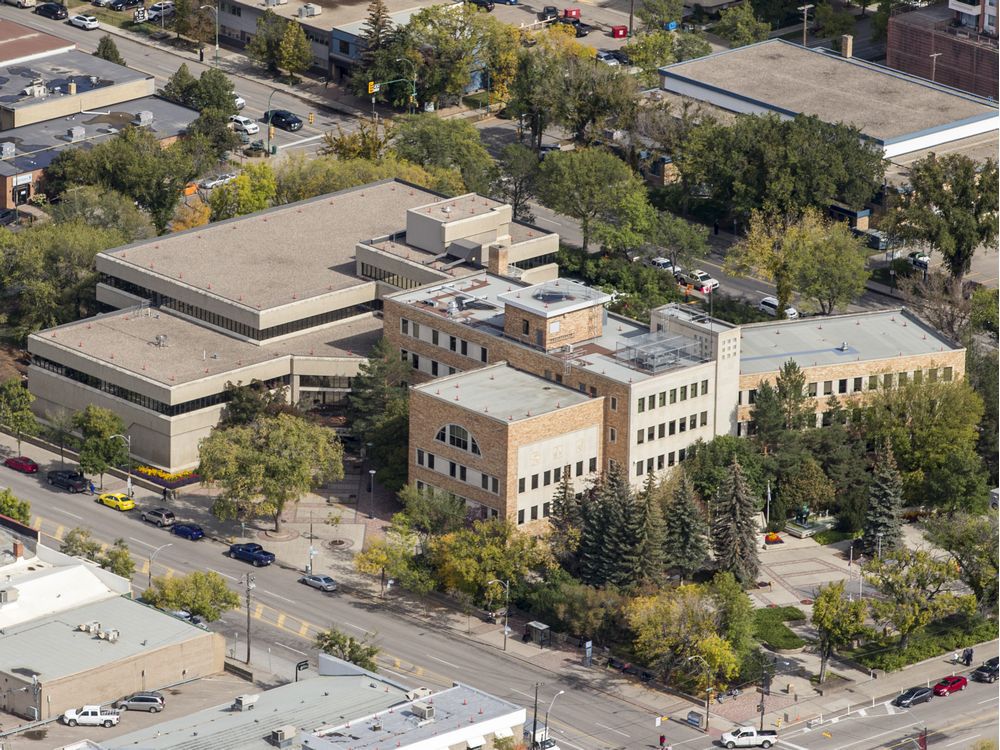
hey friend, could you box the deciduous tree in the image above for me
[793,218,869,314]
[685,436,766,502]
[61,527,101,560]
[491,143,538,222]
[315,627,380,671]
[73,405,128,488]
[711,460,760,585]
[863,549,976,649]
[715,3,770,47]
[0,378,37,454]
[812,580,866,682]
[391,115,494,194]
[636,0,683,31]
[888,154,998,280]
[219,379,291,428]
[278,20,313,78]
[200,414,343,531]
[51,186,155,242]
[100,538,136,579]
[647,211,709,271]
[622,31,676,86]
[246,10,287,72]
[397,483,466,537]
[209,163,277,220]
[159,63,199,107]
[925,513,999,616]
[144,571,241,621]
[0,488,30,524]
[354,517,434,594]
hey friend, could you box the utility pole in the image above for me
[798,4,814,47]
[244,573,256,664]
[531,682,540,749]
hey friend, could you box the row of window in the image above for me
[33,355,289,417]
[633,412,709,443]
[635,447,688,477]
[400,349,458,378]
[400,318,489,364]
[637,380,710,412]
[100,275,376,341]
[298,374,353,390]
[741,367,954,405]
[518,458,597,494]
[414,480,501,519]
[415,450,500,494]
[359,262,424,291]
[517,502,551,525]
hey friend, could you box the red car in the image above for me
[933,675,968,695]
[4,456,38,474]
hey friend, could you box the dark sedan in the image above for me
[171,523,205,541]
[35,3,68,18]
[109,0,141,10]
[554,16,592,36]
[972,661,999,683]
[262,110,303,132]
[4,456,38,474]
[894,686,933,708]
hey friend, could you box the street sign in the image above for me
[133,7,147,22]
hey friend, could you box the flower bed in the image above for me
[135,465,201,489]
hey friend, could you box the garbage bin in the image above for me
[270,145,277,155]
[611,24,627,38]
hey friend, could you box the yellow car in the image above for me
[98,493,135,512]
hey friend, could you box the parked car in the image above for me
[168,609,207,627]
[300,574,338,592]
[69,13,99,28]
[609,49,631,65]
[116,691,165,712]
[4,0,37,9]
[538,4,558,18]
[596,50,620,66]
[538,143,562,158]
[648,256,680,274]
[721,726,778,748]
[466,0,494,10]
[972,661,999,683]
[758,296,799,319]
[108,0,141,10]
[894,686,934,707]
[233,93,246,110]
[0,208,19,226]
[142,507,176,527]
[851,227,893,251]
[98,492,135,511]
[933,675,968,695]
[676,268,720,293]
[92,0,114,7]
[229,115,259,135]
[48,469,87,493]
[554,16,592,36]
[4,456,38,473]
[199,173,237,189]
[171,523,205,540]
[62,705,120,728]
[146,0,172,19]
[34,2,68,18]
[908,251,930,270]
[228,543,275,566]
[262,109,303,131]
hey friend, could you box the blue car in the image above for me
[171,523,205,541]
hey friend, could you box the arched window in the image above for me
[435,424,481,455]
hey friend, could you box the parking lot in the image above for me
[490,0,635,51]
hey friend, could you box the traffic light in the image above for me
[268,126,275,141]
[367,81,375,94]
[308,112,315,125]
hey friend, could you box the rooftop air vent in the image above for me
[0,142,14,159]
[67,126,85,143]
[838,341,849,351]
[269,725,297,748]
[154,334,169,348]
[133,110,154,127]
[0,587,18,604]
[411,702,435,720]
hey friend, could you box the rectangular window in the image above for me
[657,454,665,470]
[579,383,587,393]
[543,502,551,517]
[636,461,644,476]
[590,386,597,398]
[839,379,848,394]
[638,398,645,413]
[449,462,457,478]
[668,452,676,467]
[659,392,666,407]
[449,336,457,352]
[610,427,617,443]
[679,417,687,432]
[738,390,743,405]
[691,382,698,397]
[518,509,524,525]
[518,477,525,493]
[431,329,439,346]
[749,389,757,405]
[648,426,655,440]
[543,470,551,486]
[883,373,893,388]
[521,320,529,335]
[669,421,676,435]
[808,382,818,397]
[576,461,584,476]
[928,368,938,382]
[658,423,665,439]
[913,370,923,384]
[610,397,618,411]
[822,410,833,427]
[401,318,409,335]
[669,389,677,404]
[701,379,709,395]
[678,448,686,462]
[700,411,708,426]
[680,385,688,400]
[412,354,419,369]
[898,372,908,385]
[530,505,538,521]
[531,474,539,490]
[943,367,953,381]
[823,381,833,395]
[869,375,879,390]
[460,340,468,356]
[416,449,424,466]
[853,377,863,392]
[458,466,467,481]
[589,457,597,473]
[646,458,654,474]
[481,474,489,490]
[636,429,644,444]
[431,361,439,376]
[491,477,498,494]
[427,454,435,470]
[480,348,488,363]
[554,466,562,482]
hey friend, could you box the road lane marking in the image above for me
[276,613,286,629]
[128,536,156,549]
[780,741,810,750]
[253,603,264,618]
[509,688,534,699]
[32,517,42,530]
[343,621,370,634]
[48,508,82,520]
[535,217,560,227]
[298,622,309,636]
[208,568,239,581]
[261,589,295,604]
[594,722,630,738]
[978,696,999,704]
[428,655,461,669]
[276,642,307,656]
[832,721,922,750]
[54,524,64,540]
[945,735,981,748]
[856,708,867,717]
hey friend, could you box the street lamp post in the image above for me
[199,4,220,68]
[688,654,712,733]
[368,469,376,519]
[265,88,279,155]
[395,57,417,114]
[543,690,565,743]
[243,573,256,664]
[148,543,173,587]
[109,433,131,497]
[797,4,814,47]
[487,578,510,651]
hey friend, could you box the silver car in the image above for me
[300,574,338,592]
[116,691,165,712]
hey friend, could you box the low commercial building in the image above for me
[657,39,999,160]
[0,516,224,721]
[29,180,559,470]
[107,653,525,750]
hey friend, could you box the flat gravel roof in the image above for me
[660,40,996,141]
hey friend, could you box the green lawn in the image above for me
[754,606,807,650]
[843,615,998,672]
[813,529,860,546]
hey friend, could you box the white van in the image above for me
[649,257,680,274]
[758,296,799,319]
[4,0,36,9]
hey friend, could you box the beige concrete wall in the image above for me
[506,232,558,264]
[518,263,559,285]
[404,209,444,254]
[5,78,155,129]
[513,423,602,517]
[355,243,452,288]
[441,206,512,246]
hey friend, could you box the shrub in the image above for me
[135,465,201,489]
[813,529,860,546]
[847,614,997,672]
[754,606,807,650]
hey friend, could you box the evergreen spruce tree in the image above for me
[630,473,666,585]
[158,64,199,108]
[602,461,638,588]
[94,35,125,66]
[358,0,393,67]
[345,338,411,437]
[663,472,709,580]
[750,381,783,449]
[549,466,582,567]
[712,459,761,585]
[860,444,903,558]
[577,479,610,586]
[775,360,811,430]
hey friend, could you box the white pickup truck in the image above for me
[62,705,121,728]
[721,726,778,748]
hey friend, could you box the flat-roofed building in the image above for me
[657,39,999,159]
[30,180,559,471]
[0,18,76,65]
[735,308,965,433]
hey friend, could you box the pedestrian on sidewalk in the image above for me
[659,734,666,748]
[89,480,96,495]
[162,486,168,503]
